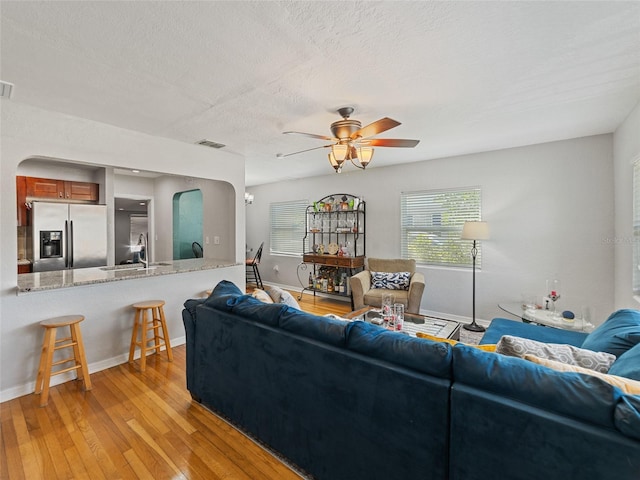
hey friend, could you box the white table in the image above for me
[499,302,595,333]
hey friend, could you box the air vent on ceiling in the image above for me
[197,139,226,149]
[0,81,14,99]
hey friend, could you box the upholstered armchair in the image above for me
[350,258,425,314]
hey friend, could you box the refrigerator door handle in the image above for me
[65,220,69,268]
[68,220,74,268]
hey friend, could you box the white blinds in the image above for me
[270,200,308,256]
[400,188,482,267]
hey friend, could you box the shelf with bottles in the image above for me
[305,266,353,297]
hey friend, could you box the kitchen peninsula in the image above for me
[17,258,239,294]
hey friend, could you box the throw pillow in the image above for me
[525,355,640,395]
[416,332,497,352]
[371,271,411,290]
[608,342,640,381]
[266,286,301,310]
[497,335,616,373]
[251,289,274,304]
[581,309,640,357]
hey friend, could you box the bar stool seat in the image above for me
[128,300,173,371]
[35,315,91,407]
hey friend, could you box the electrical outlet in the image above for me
[214,236,220,245]
[205,236,210,244]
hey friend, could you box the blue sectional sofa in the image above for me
[182,281,640,480]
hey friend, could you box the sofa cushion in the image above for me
[480,318,588,346]
[251,288,274,303]
[371,271,411,290]
[581,309,640,357]
[608,342,640,381]
[203,280,245,310]
[524,355,640,395]
[615,395,640,441]
[496,335,616,373]
[229,296,287,327]
[266,286,301,309]
[452,344,624,429]
[416,332,497,352]
[279,307,348,347]
[346,321,452,378]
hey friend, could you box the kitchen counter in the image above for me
[16,258,240,294]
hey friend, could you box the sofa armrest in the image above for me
[350,270,371,310]
[407,272,425,314]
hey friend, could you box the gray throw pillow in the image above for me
[497,335,616,373]
[267,286,301,310]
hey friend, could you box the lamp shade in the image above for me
[331,144,349,162]
[461,221,490,240]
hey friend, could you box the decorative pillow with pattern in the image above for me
[371,271,411,290]
[497,335,616,373]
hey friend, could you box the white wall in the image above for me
[0,100,245,401]
[613,100,640,308]
[248,134,616,325]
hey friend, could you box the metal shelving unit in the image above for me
[297,193,365,301]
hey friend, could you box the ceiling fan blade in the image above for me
[351,117,401,140]
[277,144,333,158]
[361,138,420,148]
[283,131,337,142]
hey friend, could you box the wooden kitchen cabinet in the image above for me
[16,176,28,226]
[63,181,98,201]
[25,176,99,202]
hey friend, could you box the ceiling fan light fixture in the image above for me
[357,146,374,168]
[328,152,344,173]
[331,144,349,162]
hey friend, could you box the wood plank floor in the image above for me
[0,289,351,480]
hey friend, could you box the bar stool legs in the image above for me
[35,315,92,407]
[128,300,173,372]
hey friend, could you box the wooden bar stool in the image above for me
[128,300,173,371]
[35,315,91,407]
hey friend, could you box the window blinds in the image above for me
[400,188,482,267]
[270,200,308,256]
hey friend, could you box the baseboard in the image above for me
[0,335,186,403]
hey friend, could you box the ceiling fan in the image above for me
[278,107,420,173]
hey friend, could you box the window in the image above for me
[401,187,482,267]
[270,200,308,256]
[633,160,640,294]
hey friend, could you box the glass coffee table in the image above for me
[345,306,461,340]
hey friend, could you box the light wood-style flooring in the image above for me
[0,289,351,480]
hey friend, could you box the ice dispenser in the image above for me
[40,230,62,258]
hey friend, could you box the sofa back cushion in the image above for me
[452,344,623,430]
[203,280,244,310]
[581,309,640,357]
[279,308,349,347]
[608,342,640,381]
[346,321,452,378]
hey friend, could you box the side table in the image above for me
[498,302,594,333]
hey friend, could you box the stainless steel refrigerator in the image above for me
[32,202,108,272]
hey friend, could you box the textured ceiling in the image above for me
[1,1,639,186]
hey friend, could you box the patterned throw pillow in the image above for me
[371,271,411,290]
[497,335,616,373]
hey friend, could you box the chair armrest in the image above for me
[407,272,425,314]
[350,270,371,311]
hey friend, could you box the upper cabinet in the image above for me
[25,176,98,202]
[17,176,100,226]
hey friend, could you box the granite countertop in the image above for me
[16,258,240,294]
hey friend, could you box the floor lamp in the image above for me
[461,221,490,332]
